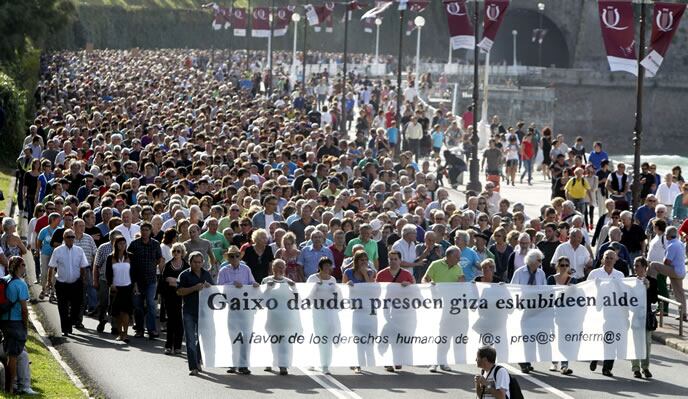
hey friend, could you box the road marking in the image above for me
[299,367,363,399]
[503,364,575,399]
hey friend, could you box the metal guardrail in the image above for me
[658,295,684,336]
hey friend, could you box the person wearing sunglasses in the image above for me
[546,256,577,375]
[48,228,89,337]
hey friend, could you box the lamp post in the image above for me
[301,14,308,93]
[291,13,300,88]
[395,10,405,136]
[414,16,425,88]
[512,29,517,67]
[375,17,382,64]
[631,0,648,211]
[537,2,545,67]
[267,2,274,94]
[341,4,351,135]
[466,0,482,193]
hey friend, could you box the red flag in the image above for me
[598,0,637,75]
[444,0,474,50]
[232,8,247,37]
[274,6,295,37]
[251,7,271,37]
[203,3,231,30]
[407,0,429,13]
[478,0,509,52]
[308,3,335,28]
[641,3,687,77]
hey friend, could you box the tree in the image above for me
[0,0,74,64]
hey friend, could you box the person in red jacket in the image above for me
[520,132,535,185]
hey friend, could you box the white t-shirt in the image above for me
[306,273,336,284]
[647,234,666,263]
[112,261,132,287]
[588,267,624,280]
[481,366,510,399]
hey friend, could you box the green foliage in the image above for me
[0,0,75,64]
[0,72,26,167]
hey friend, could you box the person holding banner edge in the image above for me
[177,251,214,376]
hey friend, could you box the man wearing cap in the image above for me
[319,177,341,198]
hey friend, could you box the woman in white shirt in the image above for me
[106,236,133,343]
[306,257,336,284]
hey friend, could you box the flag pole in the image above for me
[631,0,647,211]
[301,15,307,94]
[341,4,350,135]
[245,0,252,74]
[268,0,275,95]
[396,9,405,148]
[466,0,482,192]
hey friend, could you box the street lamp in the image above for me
[414,15,425,88]
[375,18,382,64]
[512,30,518,67]
[537,2,545,67]
[267,9,274,94]
[291,13,300,87]
[466,0,482,193]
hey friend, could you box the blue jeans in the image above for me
[183,313,202,371]
[520,159,532,183]
[134,281,157,334]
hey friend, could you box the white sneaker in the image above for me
[429,365,438,373]
[439,365,452,372]
[20,388,39,395]
[549,364,559,372]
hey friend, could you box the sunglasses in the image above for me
[65,235,76,239]
[228,254,240,258]
[240,223,250,227]
[173,249,182,253]
[558,263,570,267]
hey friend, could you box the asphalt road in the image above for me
[24,255,688,399]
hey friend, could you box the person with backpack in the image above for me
[0,256,36,395]
[474,345,523,399]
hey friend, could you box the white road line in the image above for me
[298,367,362,399]
[503,364,575,399]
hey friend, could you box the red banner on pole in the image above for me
[251,7,271,37]
[598,0,637,75]
[274,6,295,37]
[478,0,509,52]
[444,0,474,50]
[640,3,686,77]
[232,8,247,37]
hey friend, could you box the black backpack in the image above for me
[481,365,524,399]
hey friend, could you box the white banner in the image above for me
[198,279,646,368]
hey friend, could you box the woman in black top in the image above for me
[161,242,189,354]
[23,159,40,220]
[242,229,274,283]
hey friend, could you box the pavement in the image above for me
[18,172,688,399]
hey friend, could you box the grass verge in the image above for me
[4,327,86,398]
[0,167,13,213]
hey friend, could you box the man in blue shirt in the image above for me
[297,231,334,277]
[1,256,34,395]
[649,226,687,321]
[634,194,657,231]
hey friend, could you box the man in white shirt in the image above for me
[48,229,89,336]
[588,249,624,377]
[113,209,141,247]
[655,173,680,217]
[510,248,547,374]
[392,224,424,275]
[551,228,592,279]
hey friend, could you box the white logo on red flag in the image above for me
[478,0,509,53]
[641,2,687,77]
[601,6,629,31]
[598,0,637,75]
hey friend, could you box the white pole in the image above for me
[448,41,452,65]
[452,83,458,116]
[415,26,422,86]
[481,51,490,123]
[512,30,517,67]
[292,20,298,83]
[375,24,380,64]
[267,35,272,71]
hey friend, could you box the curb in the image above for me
[8,185,92,398]
[652,331,688,355]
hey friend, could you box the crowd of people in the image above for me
[0,48,685,392]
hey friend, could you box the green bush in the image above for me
[0,72,26,166]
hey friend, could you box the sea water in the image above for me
[611,155,688,177]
